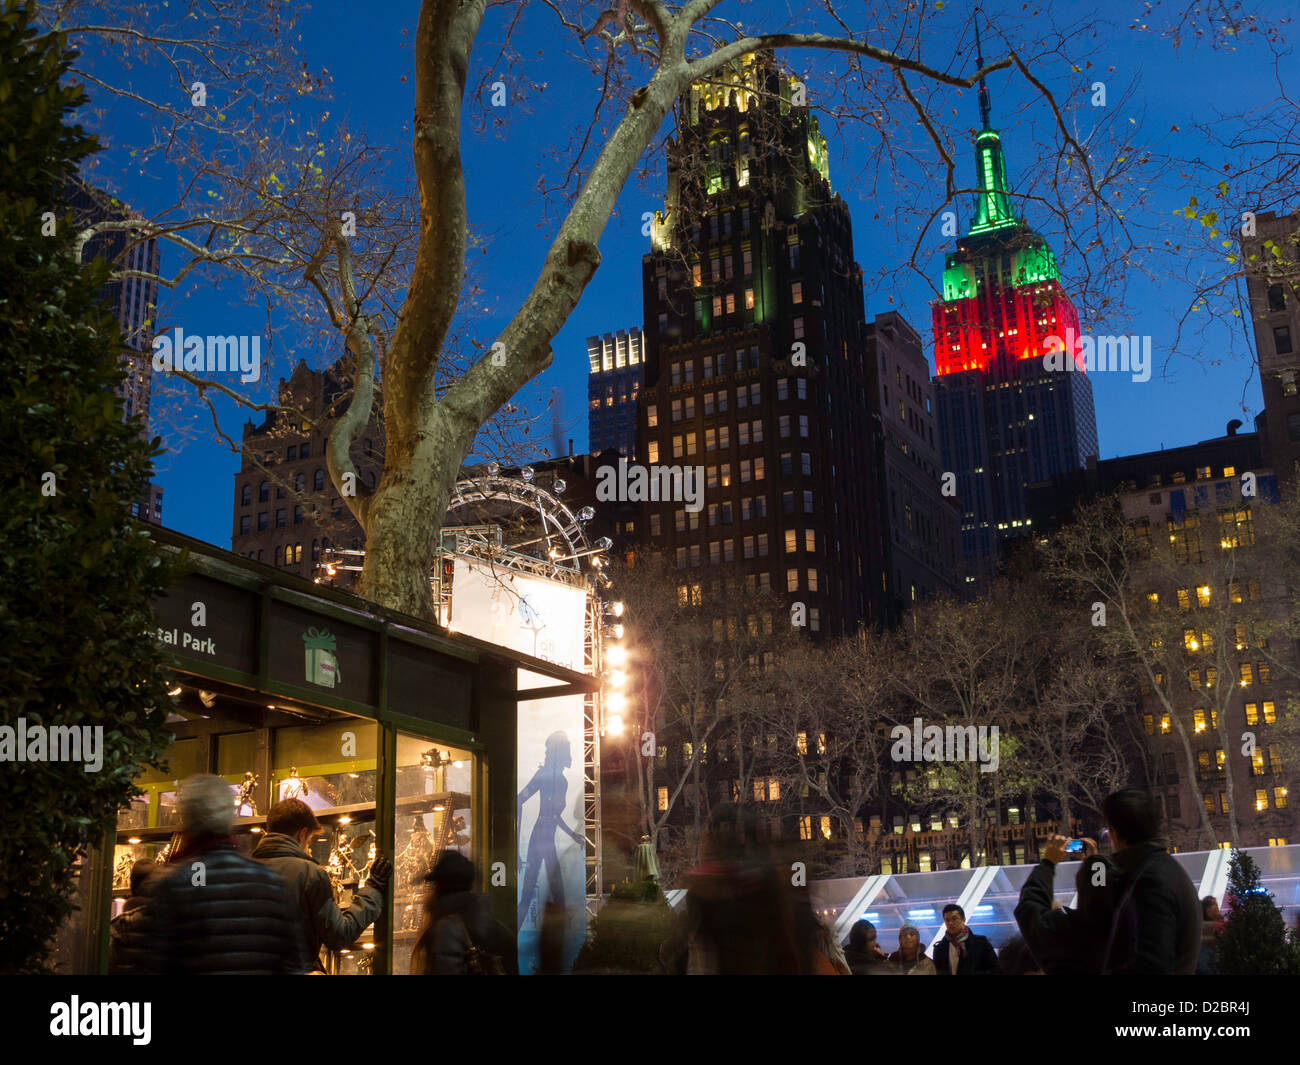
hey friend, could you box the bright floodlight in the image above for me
[606,714,624,736]
[606,644,627,666]
[610,601,625,617]
[606,691,627,713]
[608,669,626,689]
[609,623,624,639]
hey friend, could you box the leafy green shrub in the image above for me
[0,4,174,974]
[1214,850,1300,976]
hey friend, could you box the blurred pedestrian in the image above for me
[888,923,937,975]
[933,903,1000,974]
[112,774,305,974]
[680,803,816,974]
[814,919,851,974]
[410,850,514,975]
[253,798,389,973]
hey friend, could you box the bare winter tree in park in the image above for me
[1044,488,1300,849]
[763,635,893,878]
[607,551,779,871]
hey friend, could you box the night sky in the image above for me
[78,1,1295,550]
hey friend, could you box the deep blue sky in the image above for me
[80,1,1297,549]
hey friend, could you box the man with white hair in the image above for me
[112,774,306,974]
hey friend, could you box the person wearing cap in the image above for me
[252,797,389,973]
[410,851,516,974]
[888,923,937,975]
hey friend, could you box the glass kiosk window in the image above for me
[391,732,473,975]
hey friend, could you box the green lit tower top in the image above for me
[968,18,1017,236]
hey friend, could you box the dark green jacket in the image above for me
[252,832,383,971]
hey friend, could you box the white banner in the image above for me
[449,557,588,973]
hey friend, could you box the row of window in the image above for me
[1146,583,1268,611]
[242,537,358,567]
[240,506,307,533]
[1146,701,1279,736]
[1203,786,1288,814]
[1143,508,1256,562]
[674,570,784,606]
[241,469,329,506]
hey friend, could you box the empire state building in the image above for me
[931,54,1099,586]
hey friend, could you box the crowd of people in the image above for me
[104,778,1247,976]
[669,788,1219,975]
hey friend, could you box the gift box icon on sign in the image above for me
[303,627,341,688]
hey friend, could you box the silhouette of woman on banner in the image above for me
[517,731,584,928]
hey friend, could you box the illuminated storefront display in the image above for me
[62,528,593,974]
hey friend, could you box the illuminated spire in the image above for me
[975,14,991,131]
[967,12,1017,235]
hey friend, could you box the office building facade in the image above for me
[866,311,961,617]
[588,329,645,457]
[1242,209,1300,486]
[65,176,164,522]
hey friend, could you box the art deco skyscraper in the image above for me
[637,51,887,635]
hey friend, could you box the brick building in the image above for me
[230,358,383,586]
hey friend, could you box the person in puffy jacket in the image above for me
[112,774,306,975]
[410,851,515,974]
[252,798,389,973]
